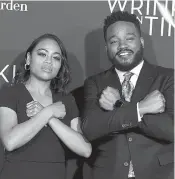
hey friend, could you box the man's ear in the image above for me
[140,37,144,48]
[105,45,107,53]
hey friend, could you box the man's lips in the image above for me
[117,50,134,57]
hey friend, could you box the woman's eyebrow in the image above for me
[37,48,61,55]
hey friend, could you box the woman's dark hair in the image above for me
[13,33,70,93]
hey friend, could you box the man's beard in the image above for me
[108,45,144,71]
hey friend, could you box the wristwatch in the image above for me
[114,99,123,108]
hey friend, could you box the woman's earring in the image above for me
[24,64,30,70]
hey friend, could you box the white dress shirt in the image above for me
[115,60,144,178]
[115,60,144,122]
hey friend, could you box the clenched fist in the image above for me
[99,86,121,111]
[26,101,44,117]
[48,101,66,119]
[138,90,166,116]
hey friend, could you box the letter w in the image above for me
[108,0,128,13]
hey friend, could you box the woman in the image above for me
[0,34,91,179]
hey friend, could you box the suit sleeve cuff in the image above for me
[137,102,143,122]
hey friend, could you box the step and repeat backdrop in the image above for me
[0,0,174,172]
[0,0,174,91]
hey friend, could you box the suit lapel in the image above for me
[131,61,158,103]
[103,62,158,102]
[105,66,122,95]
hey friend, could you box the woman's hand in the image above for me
[47,101,66,119]
[26,101,44,118]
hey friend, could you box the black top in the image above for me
[0,83,79,162]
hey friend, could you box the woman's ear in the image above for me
[26,52,31,65]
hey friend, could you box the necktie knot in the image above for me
[123,72,133,81]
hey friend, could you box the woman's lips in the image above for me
[41,65,52,72]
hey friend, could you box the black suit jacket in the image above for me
[0,141,4,174]
[81,61,174,179]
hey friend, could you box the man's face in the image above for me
[106,21,144,71]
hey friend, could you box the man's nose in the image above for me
[118,40,128,49]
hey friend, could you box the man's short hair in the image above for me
[103,11,141,41]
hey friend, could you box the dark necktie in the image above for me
[122,72,134,102]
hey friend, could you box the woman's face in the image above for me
[26,38,62,81]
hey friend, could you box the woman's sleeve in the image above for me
[0,85,17,112]
[62,93,79,126]
[68,94,79,119]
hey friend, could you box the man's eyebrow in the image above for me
[108,35,118,41]
[127,33,136,36]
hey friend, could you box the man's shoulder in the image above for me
[146,61,174,77]
[86,67,114,82]
[154,64,174,77]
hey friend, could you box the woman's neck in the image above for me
[25,76,51,96]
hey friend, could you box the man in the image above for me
[81,11,174,179]
[0,140,4,173]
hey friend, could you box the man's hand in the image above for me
[99,86,121,111]
[138,90,165,116]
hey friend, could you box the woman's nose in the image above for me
[45,56,52,63]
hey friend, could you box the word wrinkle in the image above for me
[108,0,175,36]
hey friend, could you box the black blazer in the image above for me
[81,61,174,179]
[0,141,4,174]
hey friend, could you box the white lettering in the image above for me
[172,0,175,17]
[14,3,20,11]
[137,15,143,24]
[20,4,28,12]
[1,3,6,10]
[161,17,165,36]
[131,0,143,15]
[168,23,172,36]
[6,0,13,11]
[0,65,9,83]
[146,0,150,15]
[107,0,128,13]
[0,0,28,12]
[13,65,16,79]
[145,16,159,35]
[108,0,118,13]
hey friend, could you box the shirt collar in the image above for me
[115,60,144,78]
